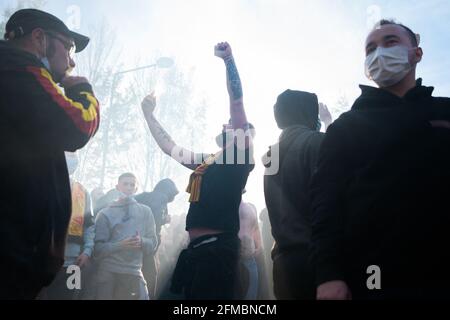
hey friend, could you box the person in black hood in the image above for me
[0,9,99,299]
[135,178,180,243]
[263,90,332,300]
[311,20,450,300]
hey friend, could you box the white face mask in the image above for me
[365,45,413,88]
[40,57,51,70]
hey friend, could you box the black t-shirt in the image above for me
[186,144,254,234]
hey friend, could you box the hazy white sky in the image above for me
[3,0,450,213]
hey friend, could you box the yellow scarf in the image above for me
[186,152,220,202]
[68,181,86,237]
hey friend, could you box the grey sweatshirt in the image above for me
[94,197,158,276]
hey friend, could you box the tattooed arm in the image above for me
[214,42,249,131]
[141,92,202,170]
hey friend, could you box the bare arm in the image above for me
[239,202,262,255]
[214,42,248,131]
[141,93,202,170]
[248,203,263,255]
[253,223,263,256]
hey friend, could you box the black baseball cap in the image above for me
[4,8,89,53]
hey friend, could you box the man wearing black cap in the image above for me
[262,90,332,299]
[0,9,99,299]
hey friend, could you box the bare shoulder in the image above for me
[239,202,257,219]
[180,152,209,171]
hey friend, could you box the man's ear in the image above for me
[414,47,423,64]
[30,28,46,56]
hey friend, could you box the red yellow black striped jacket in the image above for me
[0,40,100,291]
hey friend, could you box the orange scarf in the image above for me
[186,152,220,202]
[68,181,86,237]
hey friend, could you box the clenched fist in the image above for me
[214,42,233,60]
[141,91,157,117]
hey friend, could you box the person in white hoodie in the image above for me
[93,173,158,300]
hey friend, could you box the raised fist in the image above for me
[141,91,157,117]
[214,42,233,60]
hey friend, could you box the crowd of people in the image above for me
[1,8,450,300]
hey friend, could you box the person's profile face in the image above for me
[116,177,138,196]
[46,31,76,82]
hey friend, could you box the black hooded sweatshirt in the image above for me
[0,41,99,294]
[135,179,179,243]
[263,103,324,259]
[310,79,450,297]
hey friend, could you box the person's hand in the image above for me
[134,234,142,248]
[75,253,90,268]
[214,42,233,60]
[317,280,352,300]
[319,102,333,126]
[120,236,142,249]
[60,76,89,89]
[141,91,157,117]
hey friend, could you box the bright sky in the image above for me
[3,0,450,214]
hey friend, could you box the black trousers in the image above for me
[42,267,75,300]
[0,262,44,300]
[273,249,315,300]
[171,233,243,300]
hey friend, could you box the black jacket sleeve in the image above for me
[303,132,325,177]
[310,120,353,286]
[7,66,100,151]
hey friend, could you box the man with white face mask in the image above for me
[93,173,158,300]
[364,20,423,95]
[0,9,100,299]
[310,20,450,300]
